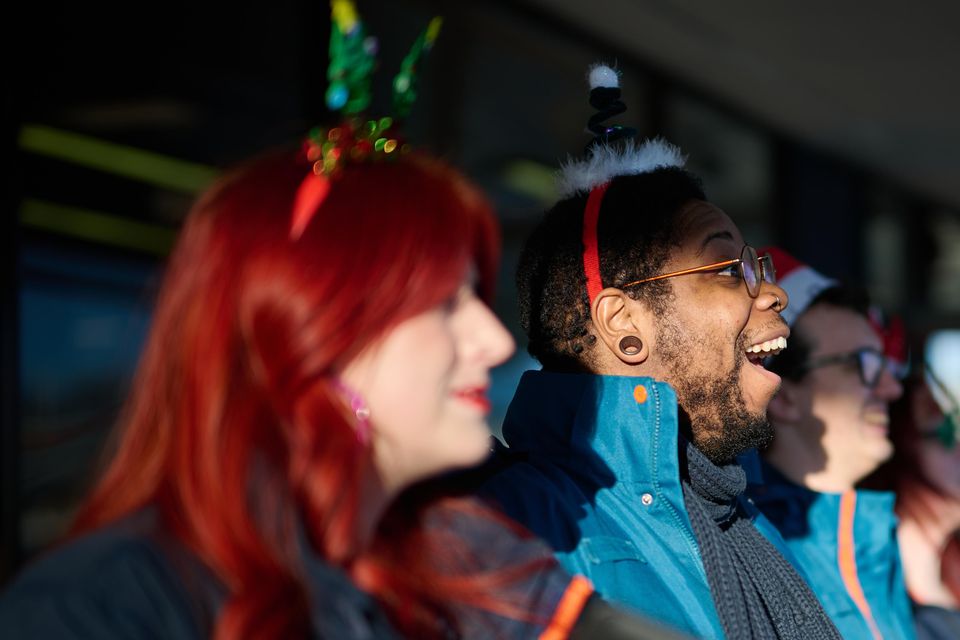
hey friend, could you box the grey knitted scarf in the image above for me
[681,439,842,640]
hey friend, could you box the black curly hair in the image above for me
[517,167,706,371]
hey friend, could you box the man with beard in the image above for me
[478,65,842,639]
[747,248,915,640]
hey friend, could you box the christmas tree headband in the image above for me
[290,0,442,240]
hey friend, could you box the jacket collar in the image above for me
[500,370,682,486]
[751,460,897,542]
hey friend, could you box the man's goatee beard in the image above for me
[664,332,773,464]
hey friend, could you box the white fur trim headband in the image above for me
[568,63,692,303]
[557,137,686,198]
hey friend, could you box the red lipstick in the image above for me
[454,387,492,414]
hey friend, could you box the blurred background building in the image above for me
[5,0,960,582]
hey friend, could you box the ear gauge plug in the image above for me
[619,335,643,356]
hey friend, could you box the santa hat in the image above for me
[760,247,837,328]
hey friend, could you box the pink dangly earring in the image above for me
[333,379,372,445]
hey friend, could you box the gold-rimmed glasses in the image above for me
[622,245,776,298]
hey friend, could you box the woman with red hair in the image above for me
[0,146,625,639]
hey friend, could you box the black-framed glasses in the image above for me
[622,245,776,298]
[801,346,907,388]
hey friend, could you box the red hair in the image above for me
[70,149,541,637]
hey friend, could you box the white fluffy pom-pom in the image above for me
[588,64,619,90]
[557,138,686,198]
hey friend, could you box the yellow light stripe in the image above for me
[501,159,558,205]
[18,124,218,194]
[20,199,177,256]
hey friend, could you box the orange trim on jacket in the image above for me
[838,490,884,639]
[539,575,594,640]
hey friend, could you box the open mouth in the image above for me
[745,336,787,367]
[863,409,890,431]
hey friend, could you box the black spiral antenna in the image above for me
[585,65,637,150]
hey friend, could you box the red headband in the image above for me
[290,173,332,240]
[582,182,609,304]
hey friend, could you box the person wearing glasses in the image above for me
[477,65,843,640]
[747,247,915,639]
[865,364,960,639]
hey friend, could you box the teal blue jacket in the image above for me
[748,463,916,640]
[481,371,801,640]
